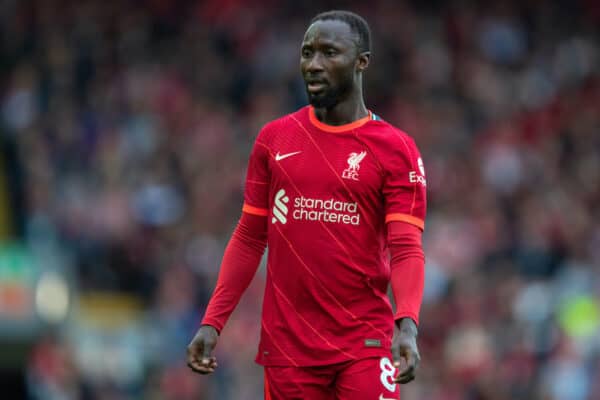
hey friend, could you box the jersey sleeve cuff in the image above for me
[242,203,269,217]
[200,318,224,334]
[394,312,419,326]
[385,213,424,230]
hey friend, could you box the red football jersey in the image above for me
[243,106,426,366]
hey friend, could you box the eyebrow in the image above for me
[301,38,349,49]
[302,30,360,51]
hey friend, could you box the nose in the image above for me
[306,52,324,73]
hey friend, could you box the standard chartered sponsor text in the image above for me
[293,196,360,225]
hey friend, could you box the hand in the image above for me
[391,318,420,384]
[187,325,219,374]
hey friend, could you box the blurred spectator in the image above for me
[0,0,598,399]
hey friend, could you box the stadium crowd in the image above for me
[1,0,599,399]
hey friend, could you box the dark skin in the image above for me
[188,19,421,384]
[187,325,218,374]
[301,19,369,125]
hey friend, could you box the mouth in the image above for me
[305,76,329,94]
[304,75,329,93]
[307,82,327,93]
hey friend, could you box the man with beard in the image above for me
[187,10,427,399]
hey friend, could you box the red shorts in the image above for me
[264,356,400,400]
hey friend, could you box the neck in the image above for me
[313,88,368,126]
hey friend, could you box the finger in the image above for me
[187,343,212,367]
[395,352,419,383]
[398,358,416,377]
[187,359,217,374]
[391,345,402,368]
[188,364,216,374]
[187,346,217,371]
[187,361,212,373]
[190,356,217,367]
[394,364,415,383]
[396,373,415,384]
[201,343,215,365]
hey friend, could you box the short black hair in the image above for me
[310,10,371,54]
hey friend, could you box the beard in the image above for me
[306,77,353,109]
[307,89,339,108]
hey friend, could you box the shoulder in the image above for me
[363,115,421,159]
[256,107,308,142]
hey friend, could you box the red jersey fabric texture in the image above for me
[202,106,427,367]
[388,221,425,325]
[202,212,268,334]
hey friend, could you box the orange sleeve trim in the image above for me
[385,213,425,230]
[308,106,371,133]
[242,203,269,216]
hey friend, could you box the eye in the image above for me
[302,48,313,58]
[325,48,338,57]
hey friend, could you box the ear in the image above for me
[356,51,370,72]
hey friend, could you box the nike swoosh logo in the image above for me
[379,394,397,400]
[275,151,301,161]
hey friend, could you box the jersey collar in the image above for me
[308,106,372,133]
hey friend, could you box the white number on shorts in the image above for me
[379,357,397,393]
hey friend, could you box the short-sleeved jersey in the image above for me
[244,106,426,366]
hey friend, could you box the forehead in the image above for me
[302,19,358,48]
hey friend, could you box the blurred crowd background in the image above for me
[0,0,599,399]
